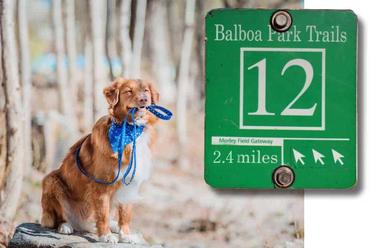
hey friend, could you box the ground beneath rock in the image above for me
[13,116,304,248]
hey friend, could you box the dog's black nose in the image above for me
[139,97,148,105]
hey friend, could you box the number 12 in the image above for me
[248,58,317,116]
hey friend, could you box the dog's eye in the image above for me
[144,89,150,92]
[124,90,132,95]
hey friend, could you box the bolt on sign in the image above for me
[204,9,357,189]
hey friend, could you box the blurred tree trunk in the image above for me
[105,0,117,80]
[223,0,245,8]
[167,0,183,68]
[90,0,107,119]
[0,11,6,189]
[194,0,205,105]
[119,0,132,77]
[81,0,94,131]
[176,0,195,163]
[17,0,32,173]
[0,0,25,220]
[65,0,78,111]
[52,0,77,129]
[83,38,94,131]
[148,0,174,104]
[131,0,147,77]
[185,0,205,113]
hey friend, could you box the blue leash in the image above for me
[75,104,172,186]
[121,108,138,185]
[146,105,173,120]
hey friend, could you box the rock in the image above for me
[178,218,218,233]
[9,223,162,248]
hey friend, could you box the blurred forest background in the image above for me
[0,0,303,247]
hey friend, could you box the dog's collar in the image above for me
[75,105,172,187]
[75,108,140,186]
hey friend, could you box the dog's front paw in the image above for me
[57,223,74,234]
[99,232,119,244]
[119,232,144,244]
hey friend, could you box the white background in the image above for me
[305,0,370,247]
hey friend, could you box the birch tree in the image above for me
[119,0,132,77]
[90,0,107,118]
[17,0,32,172]
[0,16,5,188]
[195,0,205,103]
[0,0,25,220]
[52,0,77,129]
[83,38,94,131]
[148,0,175,104]
[168,0,183,68]
[131,0,147,77]
[105,0,117,80]
[80,0,94,131]
[176,0,195,151]
[65,0,78,110]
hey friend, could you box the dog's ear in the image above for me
[149,83,159,104]
[103,82,120,107]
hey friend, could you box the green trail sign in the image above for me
[204,9,357,189]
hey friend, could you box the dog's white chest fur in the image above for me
[112,130,152,204]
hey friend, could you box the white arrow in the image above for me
[332,149,344,165]
[293,149,305,165]
[312,149,325,165]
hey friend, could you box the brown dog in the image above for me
[41,78,159,243]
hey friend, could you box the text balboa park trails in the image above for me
[214,24,348,43]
